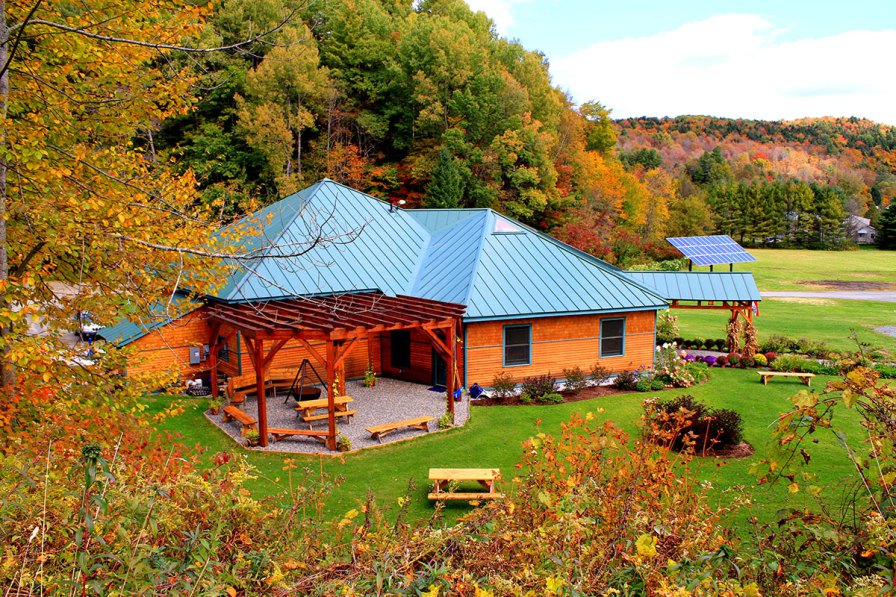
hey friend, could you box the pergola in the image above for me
[205,293,466,449]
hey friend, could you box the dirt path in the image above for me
[762,291,896,303]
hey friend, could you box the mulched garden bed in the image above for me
[471,385,631,407]
[706,442,755,459]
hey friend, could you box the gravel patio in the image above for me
[206,378,470,454]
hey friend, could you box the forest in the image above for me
[0,0,894,594]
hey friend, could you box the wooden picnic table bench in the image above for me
[296,396,355,427]
[222,405,257,436]
[268,427,328,444]
[757,370,815,386]
[428,468,503,501]
[366,416,435,443]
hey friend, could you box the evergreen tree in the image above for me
[877,204,896,249]
[425,147,466,208]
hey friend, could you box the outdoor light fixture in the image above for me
[389,199,406,213]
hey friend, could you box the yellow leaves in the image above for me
[421,585,440,597]
[791,390,818,408]
[788,482,800,494]
[635,533,658,558]
[338,508,359,529]
[545,576,565,594]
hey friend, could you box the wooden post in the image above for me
[256,338,269,447]
[326,337,337,451]
[446,321,456,423]
[207,322,222,399]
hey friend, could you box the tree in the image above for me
[425,146,466,207]
[877,204,896,249]
[0,1,325,398]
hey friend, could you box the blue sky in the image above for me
[466,0,896,124]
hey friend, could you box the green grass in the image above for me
[688,247,896,291]
[147,368,863,529]
[676,298,896,353]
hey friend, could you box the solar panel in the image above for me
[666,235,757,266]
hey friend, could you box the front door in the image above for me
[432,349,447,388]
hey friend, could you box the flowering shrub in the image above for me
[716,355,728,367]
[753,353,768,367]
[727,352,741,366]
[656,310,679,343]
[764,351,778,363]
[655,343,696,387]
[704,355,717,367]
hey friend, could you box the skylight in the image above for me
[493,218,524,234]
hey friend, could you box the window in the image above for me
[390,330,411,369]
[600,318,625,357]
[218,335,230,362]
[503,325,531,366]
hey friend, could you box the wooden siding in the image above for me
[464,311,656,385]
[124,309,214,379]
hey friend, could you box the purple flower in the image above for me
[704,356,717,366]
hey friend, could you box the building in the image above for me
[845,215,877,244]
[101,179,759,394]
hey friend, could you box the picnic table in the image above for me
[428,468,503,501]
[295,396,356,425]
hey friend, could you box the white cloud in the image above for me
[464,0,517,35]
[551,14,896,125]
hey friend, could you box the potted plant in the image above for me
[208,396,223,415]
[362,362,376,388]
[244,429,261,447]
[336,434,351,452]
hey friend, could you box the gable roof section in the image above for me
[452,211,667,320]
[623,271,761,303]
[98,292,197,347]
[215,179,430,302]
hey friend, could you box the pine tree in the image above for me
[425,147,466,208]
[877,204,896,249]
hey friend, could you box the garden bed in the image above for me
[472,384,630,407]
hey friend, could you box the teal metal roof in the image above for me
[98,292,198,347]
[622,272,761,302]
[462,212,667,320]
[214,179,429,301]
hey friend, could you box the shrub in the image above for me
[703,355,717,367]
[740,356,755,368]
[771,354,806,372]
[712,408,745,445]
[589,363,611,386]
[645,394,745,452]
[874,364,896,379]
[537,392,564,404]
[656,310,679,343]
[672,336,685,346]
[612,370,639,390]
[520,393,535,404]
[761,334,799,354]
[753,353,768,367]
[799,360,838,375]
[521,373,558,398]
[438,412,453,429]
[692,337,705,350]
[490,372,516,399]
[727,353,741,366]
[685,361,711,384]
[562,366,587,394]
[764,351,777,363]
[651,379,666,391]
[715,339,727,350]
[336,434,352,451]
[635,380,653,392]
[655,343,698,387]
[716,355,728,367]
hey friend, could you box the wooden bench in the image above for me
[757,371,815,386]
[302,410,358,424]
[366,416,435,443]
[222,405,257,436]
[268,427,328,444]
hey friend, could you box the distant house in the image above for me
[100,180,757,390]
[845,215,877,244]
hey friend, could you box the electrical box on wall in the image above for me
[202,345,209,361]
[189,347,201,365]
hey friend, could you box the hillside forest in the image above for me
[147,0,896,264]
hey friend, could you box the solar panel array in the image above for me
[666,235,757,266]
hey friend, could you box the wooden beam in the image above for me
[297,337,327,368]
[421,327,452,360]
[333,336,360,369]
[256,338,269,447]
[446,320,456,422]
[326,338,337,451]
[261,338,290,373]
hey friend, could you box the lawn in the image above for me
[687,247,896,292]
[675,297,896,353]
[146,368,863,531]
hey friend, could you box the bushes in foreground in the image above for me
[644,394,745,453]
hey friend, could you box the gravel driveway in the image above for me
[762,291,896,302]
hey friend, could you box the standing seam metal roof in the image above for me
[622,272,761,302]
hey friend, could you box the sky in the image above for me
[464,0,896,124]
